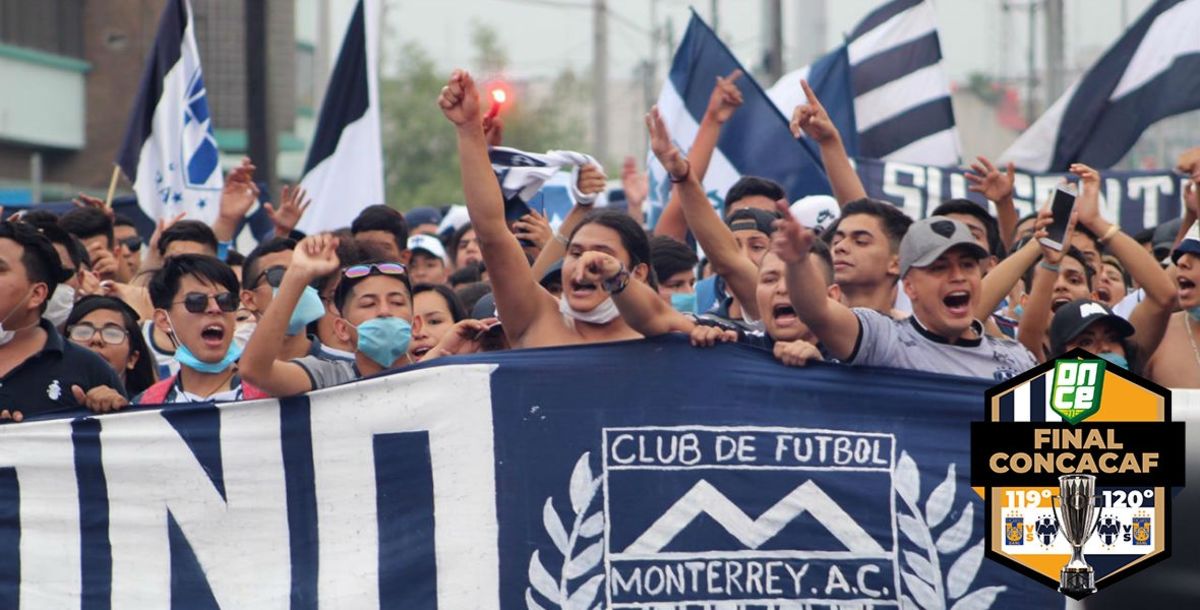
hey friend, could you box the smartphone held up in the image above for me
[1038,185,1077,251]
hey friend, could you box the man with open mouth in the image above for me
[774,211,1036,381]
[136,254,266,404]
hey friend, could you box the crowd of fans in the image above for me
[0,67,1197,422]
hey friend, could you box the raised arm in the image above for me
[240,234,341,396]
[1019,205,1077,361]
[791,80,866,206]
[773,200,861,359]
[1070,164,1175,355]
[976,237,1041,319]
[965,156,1018,249]
[213,158,259,244]
[439,70,558,343]
[654,69,743,240]
[647,106,761,319]
[530,165,607,280]
[576,251,693,336]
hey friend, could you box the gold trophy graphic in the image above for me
[1050,474,1103,594]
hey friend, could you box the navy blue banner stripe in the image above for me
[857,96,954,158]
[1048,0,1185,170]
[116,0,188,180]
[302,0,370,174]
[280,395,319,610]
[848,0,924,42]
[670,12,831,200]
[851,31,942,96]
[74,418,112,610]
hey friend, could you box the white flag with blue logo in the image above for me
[116,0,222,224]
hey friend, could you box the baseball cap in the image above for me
[1048,299,1134,356]
[471,292,498,320]
[407,234,449,264]
[899,216,989,277]
[789,195,840,233]
[1170,219,1200,264]
[725,208,780,236]
[1154,217,1183,262]
[404,206,443,230]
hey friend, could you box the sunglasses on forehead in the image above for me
[342,262,407,279]
[175,291,239,313]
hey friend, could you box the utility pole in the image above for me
[592,0,609,164]
[246,0,276,198]
[1025,0,1038,123]
[1044,0,1065,102]
[763,0,783,83]
[710,0,719,34]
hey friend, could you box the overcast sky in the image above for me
[378,0,1156,88]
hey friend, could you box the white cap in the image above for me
[789,195,840,233]
[407,234,449,264]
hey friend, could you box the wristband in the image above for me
[553,233,569,247]
[601,265,631,294]
[1038,261,1061,273]
[668,160,691,184]
[1098,224,1120,243]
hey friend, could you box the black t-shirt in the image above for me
[0,319,126,419]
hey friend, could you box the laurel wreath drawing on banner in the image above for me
[895,451,1006,610]
[526,452,606,610]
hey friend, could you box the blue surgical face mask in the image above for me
[355,317,412,368]
[1099,352,1129,370]
[1013,304,1024,320]
[670,291,696,314]
[1188,306,1200,323]
[274,285,325,336]
[165,313,242,374]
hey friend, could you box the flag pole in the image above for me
[104,165,121,208]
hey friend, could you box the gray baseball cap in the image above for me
[899,216,990,277]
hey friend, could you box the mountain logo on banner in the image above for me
[622,479,887,555]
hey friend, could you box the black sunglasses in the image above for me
[120,236,143,253]
[175,291,239,313]
[253,265,288,289]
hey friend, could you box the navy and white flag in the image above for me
[646,12,832,228]
[1002,0,1200,172]
[768,0,961,167]
[489,146,601,224]
[116,0,222,224]
[297,0,384,234]
[0,338,1065,608]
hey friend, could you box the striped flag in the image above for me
[646,11,831,227]
[767,0,961,166]
[297,0,384,233]
[116,0,222,224]
[1001,0,1200,172]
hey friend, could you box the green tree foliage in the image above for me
[380,23,589,211]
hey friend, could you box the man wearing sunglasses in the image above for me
[240,237,345,362]
[136,254,268,403]
[113,216,143,281]
[0,221,127,422]
[241,234,424,395]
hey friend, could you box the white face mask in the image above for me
[233,320,257,350]
[0,286,37,346]
[559,294,621,325]
[44,284,76,329]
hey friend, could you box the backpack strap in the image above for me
[136,375,178,405]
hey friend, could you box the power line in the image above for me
[493,0,651,35]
